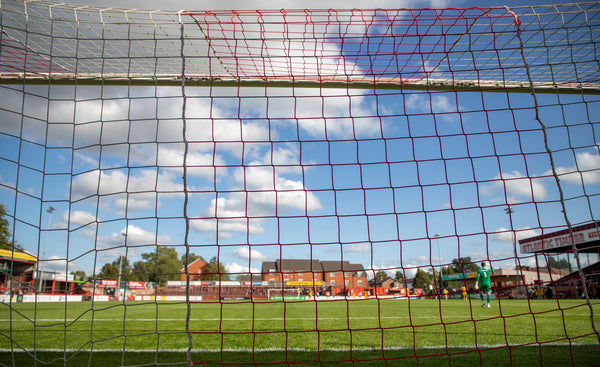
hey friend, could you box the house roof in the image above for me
[237,273,264,283]
[321,261,365,272]
[262,259,365,273]
[369,276,393,287]
[275,259,322,272]
[261,261,277,273]
[0,249,37,263]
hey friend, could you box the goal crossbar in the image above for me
[0,74,597,94]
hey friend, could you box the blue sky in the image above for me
[0,0,598,280]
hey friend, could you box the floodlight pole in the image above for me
[434,234,442,295]
[117,233,126,301]
[505,207,519,286]
[38,206,55,293]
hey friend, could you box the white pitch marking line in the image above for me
[0,314,588,323]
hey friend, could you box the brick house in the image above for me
[369,276,396,289]
[321,261,367,289]
[180,257,208,281]
[261,259,367,291]
[262,259,323,284]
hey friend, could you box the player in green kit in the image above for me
[475,262,492,307]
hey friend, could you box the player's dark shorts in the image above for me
[479,285,491,292]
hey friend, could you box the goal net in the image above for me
[0,0,599,365]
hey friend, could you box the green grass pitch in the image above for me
[0,298,598,366]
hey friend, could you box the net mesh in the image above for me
[0,0,599,366]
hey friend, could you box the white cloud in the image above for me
[344,243,371,253]
[432,95,456,114]
[90,225,172,270]
[187,161,322,237]
[405,93,458,121]
[480,170,547,203]
[553,150,600,185]
[406,94,428,111]
[73,151,99,169]
[292,89,382,139]
[190,218,265,238]
[55,210,97,229]
[121,225,172,245]
[71,170,125,200]
[271,145,301,167]
[232,247,272,262]
[39,256,76,274]
[234,166,322,211]
[191,161,323,235]
[365,264,392,279]
[491,227,540,244]
[403,268,418,279]
[114,193,159,213]
[225,262,261,275]
[70,168,183,213]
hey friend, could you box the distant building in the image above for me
[237,273,264,284]
[442,267,572,289]
[0,249,37,292]
[180,257,208,281]
[369,277,403,289]
[261,259,367,290]
[321,261,367,289]
[262,259,322,285]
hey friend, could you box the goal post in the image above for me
[267,287,302,300]
[1,0,600,366]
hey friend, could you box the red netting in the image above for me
[0,38,67,74]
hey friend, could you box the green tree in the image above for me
[547,256,570,270]
[129,260,150,282]
[440,266,457,288]
[394,271,404,280]
[200,256,230,281]
[98,262,119,279]
[0,204,22,251]
[441,266,455,275]
[412,269,432,290]
[70,270,87,281]
[97,256,131,279]
[375,270,388,280]
[450,257,480,273]
[181,252,203,265]
[141,246,183,286]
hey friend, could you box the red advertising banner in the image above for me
[100,280,117,288]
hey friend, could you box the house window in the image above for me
[331,280,335,286]
[344,272,350,277]
[357,280,363,286]
[330,272,336,277]
[298,272,303,276]
[345,280,349,286]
